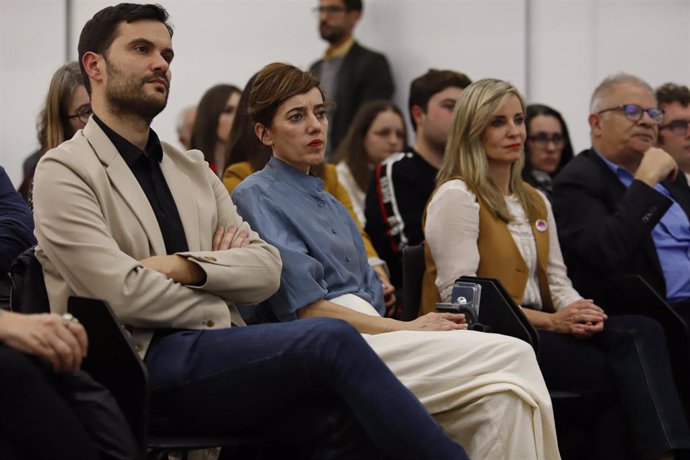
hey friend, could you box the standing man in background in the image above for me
[310,0,394,158]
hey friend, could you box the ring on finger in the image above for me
[62,313,79,324]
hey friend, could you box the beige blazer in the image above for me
[32,119,282,357]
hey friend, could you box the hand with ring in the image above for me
[0,311,88,373]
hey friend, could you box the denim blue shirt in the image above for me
[232,157,385,321]
[594,149,690,302]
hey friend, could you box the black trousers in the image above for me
[0,345,137,459]
[537,315,690,459]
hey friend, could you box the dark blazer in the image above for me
[0,166,36,273]
[310,41,394,152]
[551,148,690,302]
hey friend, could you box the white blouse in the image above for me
[336,162,366,226]
[424,179,581,310]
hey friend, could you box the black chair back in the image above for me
[401,244,425,321]
[459,276,539,352]
[401,244,539,350]
[68,297,148,455]
[9,246,50,313]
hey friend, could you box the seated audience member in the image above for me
[552,74,690,321]
[224,73,396,314]
[0,310,137,459]
[522,104,574,197]
[422,78,690,459]
[364,69,471,289]
[175,104,196,149]
[190,84,241,176]
[335,99,406,226]
[232,62,560,460]
[32,4,468,459]
[0,166,36,306]
[19,62,91,202]
[657,83,690,185]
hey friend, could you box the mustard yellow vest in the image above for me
[420,180,555,316]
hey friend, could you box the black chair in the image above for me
[9,246,50,314]
[401,244,538,350]
[68,297,280,460]
[9,248,282,459]
[401,243,624,458]
[400,244,426,321]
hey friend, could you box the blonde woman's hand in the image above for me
[550,299,606,338]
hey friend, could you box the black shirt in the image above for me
[93,115,188,254]
[364,149,438,286]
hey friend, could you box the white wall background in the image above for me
[1,0,689,187]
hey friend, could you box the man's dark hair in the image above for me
[656,83,690,145]
[343,0,363,12]
[408,69,472,131]
[77,3,173,94]
[656,82,690,108]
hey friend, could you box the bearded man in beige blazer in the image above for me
[30,3,467,459]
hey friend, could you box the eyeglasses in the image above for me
[597,104,665,125]
[528,133,565,147]
[68,105,93,124]
[660,119,690,136]
[312,6,347,15]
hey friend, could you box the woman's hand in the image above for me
[0,311,88,374]
[403,312,468,332]
[372,265,396,317]
[550,299,607,338]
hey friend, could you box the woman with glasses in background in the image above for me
[19,62,91,202]
[522,104,574,198]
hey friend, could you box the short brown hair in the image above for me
[249,62,323,128]
[78,3,173,94]
[656,83,690,108]
[408,69,472,131]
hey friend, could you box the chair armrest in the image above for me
[459,276,539,352]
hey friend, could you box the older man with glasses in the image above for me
[552,72,690,324]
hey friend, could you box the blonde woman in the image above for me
[423,78,690,459]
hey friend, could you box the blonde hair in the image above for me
[37,62,84,152]
[438,78,537,223]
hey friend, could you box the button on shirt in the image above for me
[93,116,188,254]
[595,149,690,302]
[232,157,384,321]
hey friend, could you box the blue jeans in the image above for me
[538,314,690,458]
[144,318,467,460]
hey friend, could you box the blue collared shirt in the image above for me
[232,157,385,321]
[594,149,690,302]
